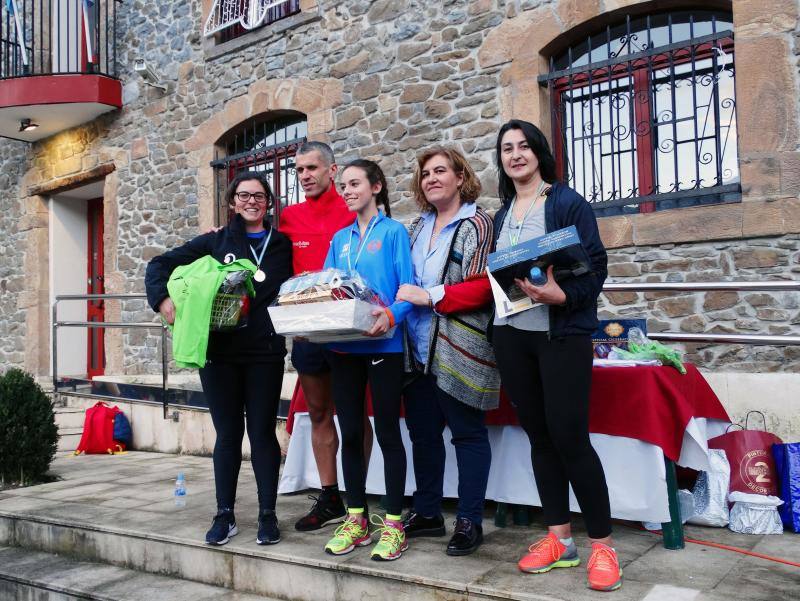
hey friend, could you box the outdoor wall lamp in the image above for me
[19,119,39,132]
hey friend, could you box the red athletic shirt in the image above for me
[279,184,355,275]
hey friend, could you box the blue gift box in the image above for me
[487,226,591,295]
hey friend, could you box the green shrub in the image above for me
[0,369,59,485]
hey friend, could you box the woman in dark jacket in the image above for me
[490,120,621,592]
[145,171,292,547]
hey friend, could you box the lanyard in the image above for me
[347,216,379,272]
[506,180,547,246]
[249,228,273,269]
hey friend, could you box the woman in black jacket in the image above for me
[145,171,292,546]
[490,120,620,592]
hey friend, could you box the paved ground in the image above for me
[0,451,798,600]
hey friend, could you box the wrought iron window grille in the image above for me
[211,114,307,226]
[539,11,740,216]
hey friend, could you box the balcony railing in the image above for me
[1,0,121,80]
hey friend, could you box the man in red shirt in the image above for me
[280,142,372,531]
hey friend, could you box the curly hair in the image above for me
[411,146,482,213]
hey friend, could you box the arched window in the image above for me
[540,10,739,215]
[211,112,307,226]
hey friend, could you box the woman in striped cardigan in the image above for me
[395,146,499,556]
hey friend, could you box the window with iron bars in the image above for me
[204,0,300,43]
[211,113,307,226]
[540,11,739,216]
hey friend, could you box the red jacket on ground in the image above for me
[279,184,355,275]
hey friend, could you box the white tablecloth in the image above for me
[278,414,729,523]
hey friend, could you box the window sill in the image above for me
[597,196,800,249]
[203,10,320,62]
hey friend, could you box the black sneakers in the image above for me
[294,492,347,532]
[205,509,238,545]
[446,517,483,556]
[256,509,281,545]
[401,511,446,538]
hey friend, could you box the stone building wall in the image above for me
[1,0,800,377]
[0,140,32,371]
[600,235,800,371]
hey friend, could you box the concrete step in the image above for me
[57,428,83,453]
[54,407,86,430]
[0,545,276,600]
[2,452,791,601]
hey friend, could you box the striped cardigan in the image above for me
[406,206,501,411]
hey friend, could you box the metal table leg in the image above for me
[661,457,685,549]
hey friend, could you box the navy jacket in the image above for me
[145,214,293,363]
[492,182,607,337]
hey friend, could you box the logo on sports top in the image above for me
[740,449,772,495]
[293,240,310,249]
[224,253,236,264]
[367,240,382,253]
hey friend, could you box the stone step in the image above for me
[54,407,86,430]
[0,449,625,601]
[57,428,83,453]
[5,452,785,601]
[0,545,276,601]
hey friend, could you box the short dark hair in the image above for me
[225,171,275,208]
[495,120,558,204]
[297,141,335,167]
[342,159,392,218]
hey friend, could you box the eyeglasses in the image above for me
[234,191,268,204]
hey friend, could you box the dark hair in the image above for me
[297,141,335,167]
[411,146,482,213]
[225,171,275,208]
[495,120,558,204]
[342,159,391,218]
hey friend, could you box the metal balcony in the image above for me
[0,0,122,142]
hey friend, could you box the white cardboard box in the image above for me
[268,299,394,343]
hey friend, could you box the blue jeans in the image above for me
[403,372,491,525]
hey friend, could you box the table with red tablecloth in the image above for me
[279,364,730,523]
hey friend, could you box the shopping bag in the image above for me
[688,449,730,527]
[728,492,783,535]
[708,411,782,496]
[772,442,800,532]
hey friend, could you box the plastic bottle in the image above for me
[528,265,548,286]
[174,472,187,508]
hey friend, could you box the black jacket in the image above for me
[492,182,608,337]
[145,214,293,363]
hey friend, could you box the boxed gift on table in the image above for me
[592,318,647,358]
[268,269,395,343]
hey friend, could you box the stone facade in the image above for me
[1,0,799,383]
[600,235,800,371]
[0,139,30,371]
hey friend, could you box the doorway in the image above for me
[49,181,105,378]
[86,197,105,377]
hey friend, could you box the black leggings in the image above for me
[492,327,612,539]
[199,361,284,512]
[328,352,406,516]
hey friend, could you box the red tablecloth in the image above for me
[286,364,730,462]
